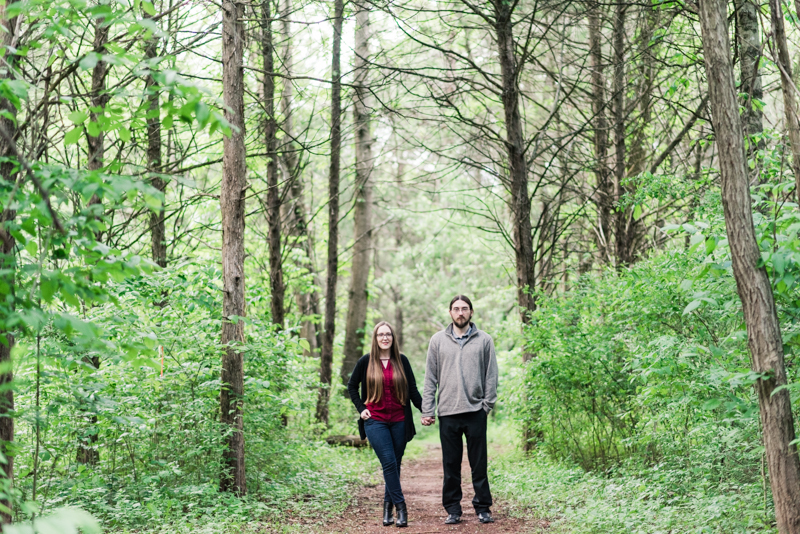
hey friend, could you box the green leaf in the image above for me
[143,193,161,211]
[60,287,80,308]
[195,101,210,127]
[64,127,82,145]
[40,277,56,303]
[86,121,100,137]
[142,332,157,349]
[79,53,99,70]
[683,300,702,315]
[119,127,131,142]
[67,110,88,124]
[689,232,705,246]
[142,0,157,15]
[3,507,101,534]
[633,204,642,221]
[701,399,722,411]
[773,252,786,276]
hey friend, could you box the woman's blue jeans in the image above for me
[364,418,406,504]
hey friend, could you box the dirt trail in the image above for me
[327,443,548,534]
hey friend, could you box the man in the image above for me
[421,295,499,525]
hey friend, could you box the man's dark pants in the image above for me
[439,409,492,514]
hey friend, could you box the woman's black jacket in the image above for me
[347,354,423,442]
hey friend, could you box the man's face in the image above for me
[449,300,473,328]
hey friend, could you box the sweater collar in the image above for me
[446,322,477,341]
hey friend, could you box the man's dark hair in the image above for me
[449,295,473,310]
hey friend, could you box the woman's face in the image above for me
[376,325,394,352]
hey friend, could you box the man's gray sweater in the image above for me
[421,323,498,417]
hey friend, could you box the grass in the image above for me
[488,422,775,534]
[88,422,437,533]
[53,438,377,534]
[37,417,776,533]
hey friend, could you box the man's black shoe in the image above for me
[477,512,495,523]
[444,513,461,524]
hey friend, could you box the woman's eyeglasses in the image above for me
[376,333,393,339]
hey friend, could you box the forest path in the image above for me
[321,442,550,534]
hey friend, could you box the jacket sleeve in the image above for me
[421,337,439,417]
[483,336,499,413]
[403,355,423,411]
[347,358,367,415]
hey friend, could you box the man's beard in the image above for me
[453,315,470,328]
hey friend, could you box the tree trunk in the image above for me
[280,0,322,354]
[145,18,166,268]
[0,6,17,523]
[316,0,343,425]
[627,6,657,177]
[263,0,285,330]
[86,14,109,234]
[588,2,612,265]
[77,15,109,466]
[698,0,800,530]
[340,3,374,387]
[494,1,534,329]
[735,0,763,147]
[493,0,538,451]
[220,0,247,495]
[612,1,633,267]
[87,18,108,175]
[394,291,403,349]
[768,0,800,205]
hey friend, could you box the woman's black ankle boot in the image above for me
[395,501,407,528]
[383,501,394,526]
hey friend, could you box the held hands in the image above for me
[360,409,371,420]
[421,416,435,426]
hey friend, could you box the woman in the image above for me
[348,321,423,528]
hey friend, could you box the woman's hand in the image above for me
[360,409,371,420]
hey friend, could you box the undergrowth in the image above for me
[76,439,375,533]
[491,448,774,534]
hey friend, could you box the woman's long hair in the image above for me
[365,321,408,406]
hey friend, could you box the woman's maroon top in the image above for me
[365,361,405,422]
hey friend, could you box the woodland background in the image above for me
[0,0,799,531]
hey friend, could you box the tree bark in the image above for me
[494,1,535,329]
[628,6,657,177]
[340,3,374,387]
[768,0,800,205]
[145,18,166,268]
[0,6,17,523]
[280,0,322,354]
[735,0,763,147]
[220,0,247,495]
[77,15,109,466]
[612,0,633,267]
[588,2,612,265]
[394,291,403,349]
[263,0,285,330]
[87,18,109,176]
[316,0,343,425]
[698,0,800,531]
[493,0,538,451]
